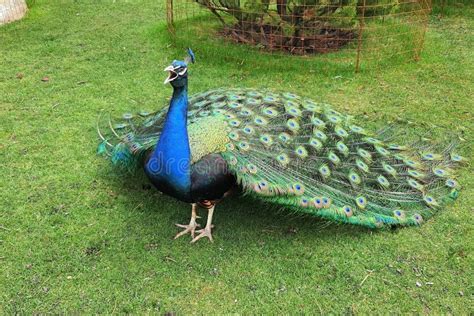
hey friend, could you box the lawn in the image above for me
[1,1,473,314]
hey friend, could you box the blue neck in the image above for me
[146,85,191,197]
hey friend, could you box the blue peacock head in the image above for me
[164,48,195,88]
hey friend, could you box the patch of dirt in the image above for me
[220,21,357,55]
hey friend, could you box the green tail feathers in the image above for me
[97,140,108,155]
[96,110,166,172]
[189,88,466,228]
[97,88,466,228]
[109,143,139,172]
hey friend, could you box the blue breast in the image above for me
[145,86,192,201]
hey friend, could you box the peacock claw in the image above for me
[191,227,213,243]
[174,203,201,240]
[190,205,216,243]
[174,221,200,239]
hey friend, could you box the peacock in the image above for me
[97,49,465,243]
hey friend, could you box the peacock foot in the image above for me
[191,226,214,243]
[174,220,200,239]
[174,203,200,240]
[190,205,216,243]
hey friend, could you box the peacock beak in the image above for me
[164,65,178,84]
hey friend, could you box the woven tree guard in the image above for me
[166,0,432,71]
[0,0,27,25]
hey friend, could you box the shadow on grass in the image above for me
[96,164,375,247]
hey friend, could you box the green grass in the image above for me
[1,1,473,314]
[173,0,431,69]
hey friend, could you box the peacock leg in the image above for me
[174,203,200,239]
[191,205,215,243]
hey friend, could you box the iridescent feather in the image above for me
[97,88,465,229]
